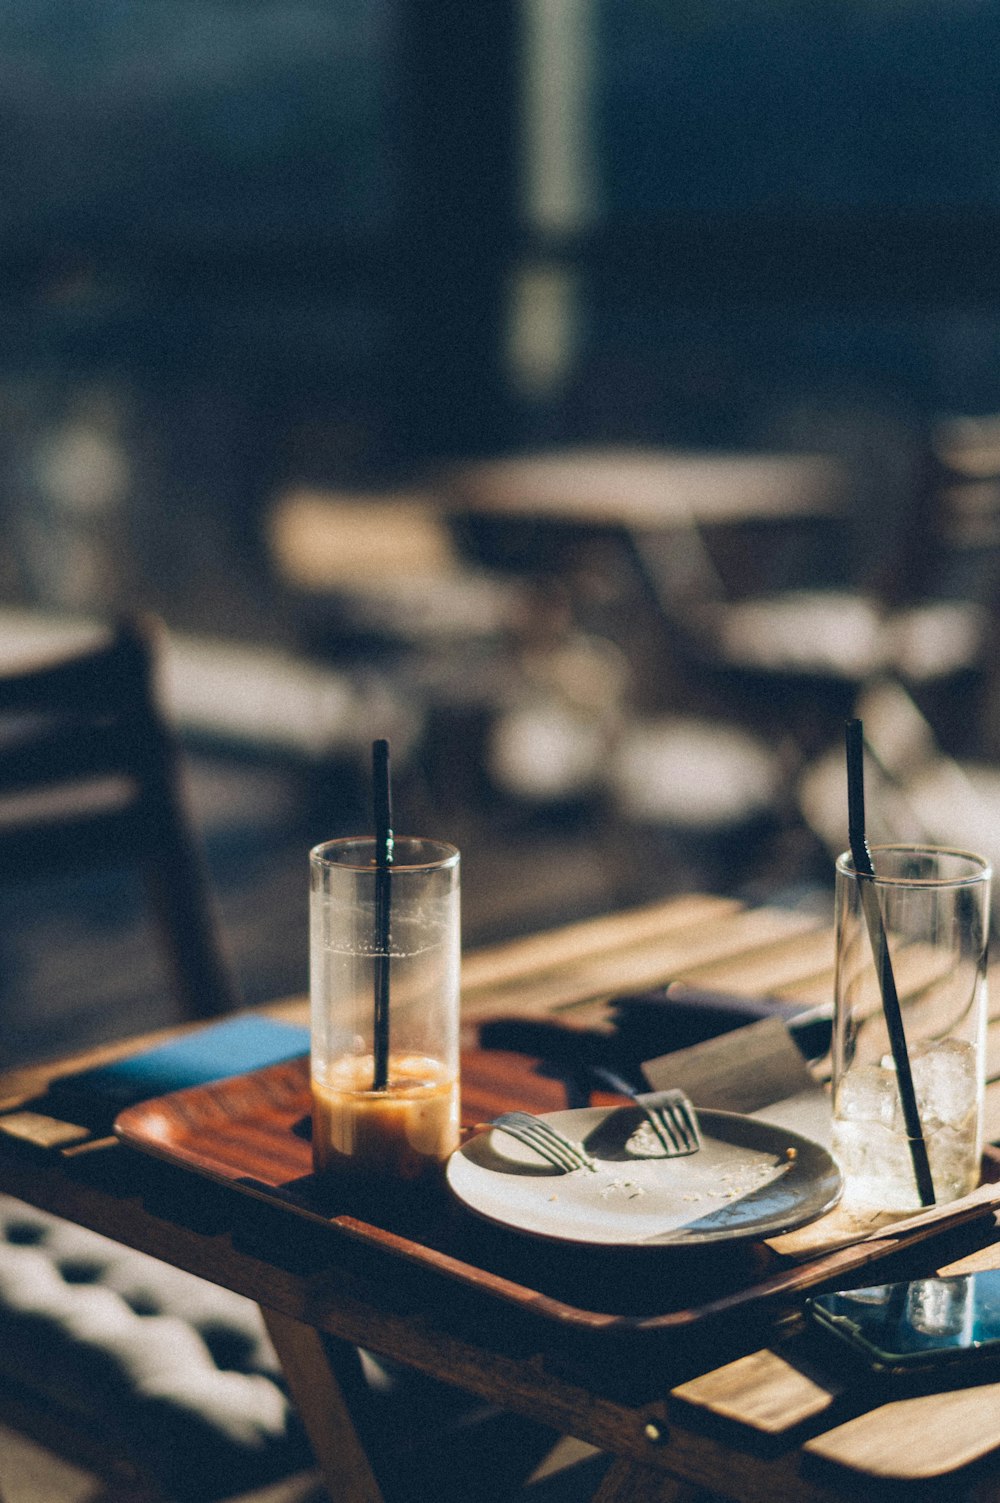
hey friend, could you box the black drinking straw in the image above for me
[372,738,393,1092]
[845,718,935,1207]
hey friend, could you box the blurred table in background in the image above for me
[442,446,845,528]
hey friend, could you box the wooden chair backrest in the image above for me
[0,613,240,1022]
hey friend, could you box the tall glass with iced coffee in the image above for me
[309,836,460,1190]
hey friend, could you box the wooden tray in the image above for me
[115,1050,1000,1343]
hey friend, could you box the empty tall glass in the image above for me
[832,845,991,1212]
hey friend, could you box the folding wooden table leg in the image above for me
[261,1307,387,1503]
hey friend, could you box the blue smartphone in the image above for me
[806,1270,1000,1378]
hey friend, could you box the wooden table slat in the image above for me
[772,973,837,1007]
[672,926,834,999]
[670,1343,842,1437]
[463,907,826,1024]
[460,895,741,994]
[803,1380,1000,1483]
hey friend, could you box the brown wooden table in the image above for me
[4,891,1000,1503]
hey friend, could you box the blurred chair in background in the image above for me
[0,613,241,1059]
[0,613,325,1502]
[798,675,1000,932]
[265,484,525,666]
[264,483,532,830]
[668,412,994,770]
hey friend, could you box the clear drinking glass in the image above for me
[832,844,991,1212]
[309,836,461,1189]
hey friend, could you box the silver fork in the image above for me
[489,1111,598,1173]
[590,1066,702,1157]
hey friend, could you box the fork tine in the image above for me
[505,1113,594,1171]
[489,1115,575,1171]
[657,1091,702,1153]
[588,1067,701,1158]
[645,1104,686,1156]
[676,1095,702,1151]
[490,1112,594,1172]
[515,1129,580,1172]
[506,1121,580,1171]
[489,1118,567,1170]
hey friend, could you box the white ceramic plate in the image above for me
[447,1105,843,1247]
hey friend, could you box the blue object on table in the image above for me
[46,1014,309,1128]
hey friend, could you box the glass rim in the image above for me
[836,843,992,888]
[310,834,460,874]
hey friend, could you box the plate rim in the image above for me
[447,1104,843,1247]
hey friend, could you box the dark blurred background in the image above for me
[6,0,1000,1060]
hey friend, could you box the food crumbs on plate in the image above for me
[600,1178,646,1199]
[785,1147,798,1160]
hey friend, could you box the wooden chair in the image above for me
[0,612,240,1038]
[0,615,318,1503]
